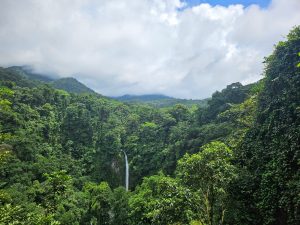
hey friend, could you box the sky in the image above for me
[0,0,300,99]
[184,0,271,8]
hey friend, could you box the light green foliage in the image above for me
[0,145,13,167]
[42,170,72,213]
[0,203,57,225]
[129,173,194,225]
[0,87,16,142]
[84,181,112,224]
[0,86,14,111]
[177,141,237,225]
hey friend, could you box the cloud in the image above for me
[0,0,299,99]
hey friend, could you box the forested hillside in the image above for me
[114,94,209,108]
[0,27,299,225]
[51,78,95,94]
[0,66,95,94]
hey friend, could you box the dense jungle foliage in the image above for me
[0,27,299,225]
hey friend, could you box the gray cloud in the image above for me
[0,0,299,99]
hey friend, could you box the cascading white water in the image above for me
[121,150,129,191]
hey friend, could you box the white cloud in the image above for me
[0,0,299,99]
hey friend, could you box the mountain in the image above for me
[51,77,95,94]
[114,94,209,108]
[0,66,95,94]
[7,66,54,83]
[115,94,173,101]
[0,66,40,87]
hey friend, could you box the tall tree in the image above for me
[177,141,237,225]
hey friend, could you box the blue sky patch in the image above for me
[182,0,271,8]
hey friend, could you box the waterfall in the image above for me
[121,150,129,191]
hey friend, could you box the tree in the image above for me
[237,25,300,225]
[129,173,195,225]
[42,170,72,214]
[111,187,131,225]
[61,103,93,158]
[84,182,112,225]
[177,141,237,225]
[168,104,189,122]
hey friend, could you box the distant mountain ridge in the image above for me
[1,66,207,107]
[114,94,209,108]
[115,94,174,101]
